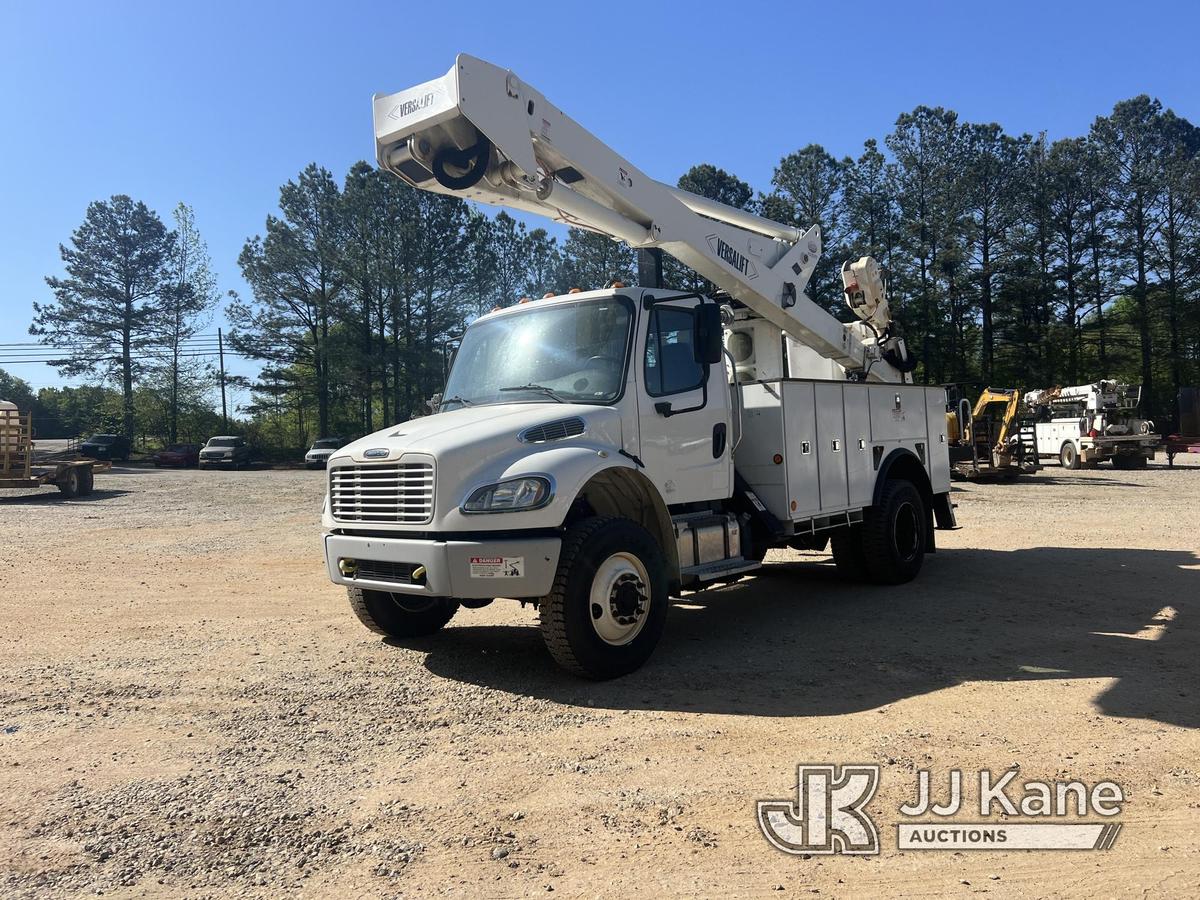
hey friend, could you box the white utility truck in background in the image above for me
[320,54,956,678]
[1025,381,1158,469]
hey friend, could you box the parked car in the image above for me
[153,443,201,467]
[304,437,345,469]
[79,433,130,461]
[199,436,252,469]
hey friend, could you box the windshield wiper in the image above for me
[440,394,475,408]
[499,383,567,403]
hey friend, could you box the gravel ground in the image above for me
[1,459,1198,898]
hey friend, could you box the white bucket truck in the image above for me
[321,55,956,678]
[1024,381,1158,469]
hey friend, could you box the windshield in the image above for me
[207,438,241,448]
[311,439,341,449]
[442,297,633,408]
[89,434,117,444]
[166,444,191,452]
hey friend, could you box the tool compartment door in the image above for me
[924,387,951,492]
[843,383,874,508]
[782,381,820,518]
[814,382,848,510]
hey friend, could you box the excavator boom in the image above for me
[373,54,909,382]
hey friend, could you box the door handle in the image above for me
[712,423,727,458]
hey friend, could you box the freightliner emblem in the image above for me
[363,448,390,459]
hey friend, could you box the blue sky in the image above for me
[2,0,1197,394]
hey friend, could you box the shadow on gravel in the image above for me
[412,546,1199,729]
[0,488,133,504]
[989,474,1144,488]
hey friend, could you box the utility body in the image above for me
[321,55,956,678]
[1024,381,1158,470]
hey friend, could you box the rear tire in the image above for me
[348,587,458,637]
[860,479,927,585]
[78,467,94,496]
[1060,442,1080,470]
[539,516,668,680]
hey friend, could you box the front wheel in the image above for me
[348,587,458,637]
[860,479,927,585]
[539,516,669,679]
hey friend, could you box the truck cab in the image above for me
[322,287,953,678]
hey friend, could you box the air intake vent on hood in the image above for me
[520,417,586,443]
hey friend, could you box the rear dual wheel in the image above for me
[831,478,926,585]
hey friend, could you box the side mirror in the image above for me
[693,303,724,365]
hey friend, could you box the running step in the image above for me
[681,557,762,582]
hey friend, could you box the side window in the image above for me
[644,306,704,397]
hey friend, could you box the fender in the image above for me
[437,443,636,533]
[873,447,937,552]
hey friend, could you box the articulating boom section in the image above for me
[373,54,911,382]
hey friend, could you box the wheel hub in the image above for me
[589,553,651,646]
[610,575,646,625]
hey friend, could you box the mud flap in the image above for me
[933,492,958,530]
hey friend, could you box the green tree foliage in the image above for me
[231,164,346,438]
[31,195,175,438]
[33,87,1200,449]
[160,202,219,442]
[665,164,754,293]
[559,228,635,290]
[766,145,846,311]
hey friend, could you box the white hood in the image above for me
[334,403,623,463]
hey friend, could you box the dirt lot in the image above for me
[1,460,1198,898]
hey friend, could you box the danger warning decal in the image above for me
[469,556,525,578]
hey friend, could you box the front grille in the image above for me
[520,417,586,443]
[330,462,434,524]
[353,559,419,585]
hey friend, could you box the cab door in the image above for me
[636,298,732,504]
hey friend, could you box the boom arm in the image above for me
[373,54,909,381]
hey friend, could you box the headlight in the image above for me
[462,476,552,514]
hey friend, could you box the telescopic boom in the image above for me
[373,54,912,382]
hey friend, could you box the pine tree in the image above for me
[32,195,174,438]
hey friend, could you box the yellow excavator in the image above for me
[945,386,1040,480]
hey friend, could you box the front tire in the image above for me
[348,587,458,637]
[860,479,927,585]
[539,516,668,680]
[1060,442,1080,470]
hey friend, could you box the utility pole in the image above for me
[217,327,228,431]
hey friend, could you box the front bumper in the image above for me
[324,532,561,599]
